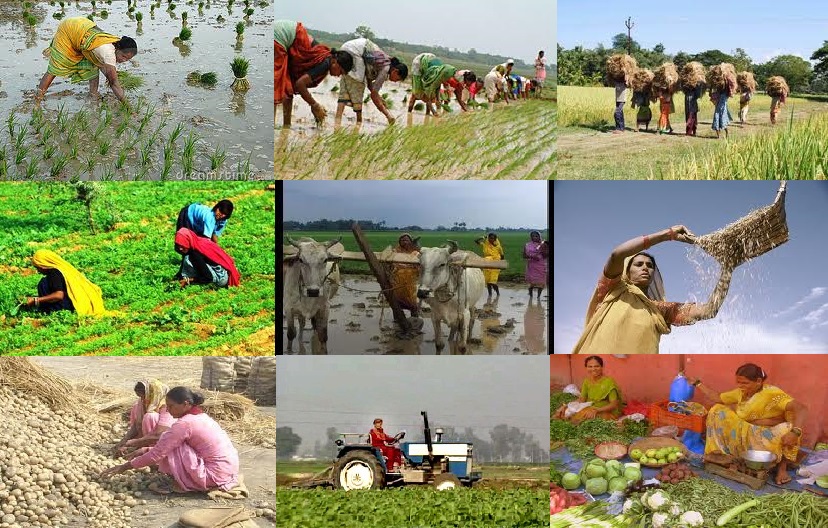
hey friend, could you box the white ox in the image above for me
[283,236,341,353]
[416,242,486,353]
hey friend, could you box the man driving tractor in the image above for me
[369,418,403,472]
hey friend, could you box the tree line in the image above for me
[558,35,828,94]
[277,424,550,464]
[283,219,540,232]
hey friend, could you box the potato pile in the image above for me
[655,462,696,485]
[0,386,153,528]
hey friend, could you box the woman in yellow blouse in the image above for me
[554,356,622,425]
[475,233,505,298]
[694,363,807,485]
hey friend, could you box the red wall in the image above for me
[551,355,827,448]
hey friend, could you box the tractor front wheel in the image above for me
[433,473,461,490]
[333,451,385,491]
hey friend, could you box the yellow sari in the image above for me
[32,249,106,316]
[45,17,121,82]
[705,385,799,463]
[477,239,504,284]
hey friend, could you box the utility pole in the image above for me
[625,17,635,55]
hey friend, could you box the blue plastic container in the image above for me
[669,372,695,403]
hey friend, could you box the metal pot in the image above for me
[743,450,776,471]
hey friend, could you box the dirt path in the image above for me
[32,358,275,528]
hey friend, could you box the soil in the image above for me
[282,274,548,354]
[31,357,275,528]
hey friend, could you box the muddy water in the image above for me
[0,1,273,176]
[282,274,548,354]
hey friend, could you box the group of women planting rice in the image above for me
[17,200,240,316]
[274,19,548,127]
[555,356,807,485]
[607,54,790,138]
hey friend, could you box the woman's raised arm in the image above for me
[684,266,733,322]
[604,225,696,279]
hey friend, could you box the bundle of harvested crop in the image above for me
[630,68,654,93]
[679,61,706,91]
[708,63,737,92]
[766,75,790,97]
[737,71,757,93]
[230,57,250,92]
[606,54,637,83]
[652,62,679,94]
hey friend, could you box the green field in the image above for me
[558,85,828,179]
[283,231,549,282]
[276,100,555,180]
[0,183,275,355]
[276,488,548,527]
[277,460,548,480]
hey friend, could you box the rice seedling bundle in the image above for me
[606,54,637,83]
[679,61,706,91]
[117,71,144,91]
[629,68,654,93]
[736,71,757,93]
[178,26,192,41]
[766,76,789,97]
[652,62,678,94]
[708,62,737,92]
[230,56,250,92]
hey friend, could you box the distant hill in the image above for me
[307,27,545,80]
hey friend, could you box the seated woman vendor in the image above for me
[553,356,622,425]
[694,363,807,485]
[23,249,106,315]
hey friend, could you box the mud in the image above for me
[282,274,548,354]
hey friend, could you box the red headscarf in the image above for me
[174,228,240,287]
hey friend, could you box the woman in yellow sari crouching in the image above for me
[695,363,807,485]
[554,356,623,425]
[21,249,108,316]
[36,16,137,105]
[572,225,733,355]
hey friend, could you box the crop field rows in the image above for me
[276,101,555,180]
[0,182,275,355]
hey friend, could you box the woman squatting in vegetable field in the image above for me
[335,38,409,126]
[571,226,733,354]
[113,380,176,460]
[370,418,404,472]
[174,228,241,288]
[22,249,108,315]
[693,363,807,485]
[553,356,623,425]
[102,387,241,495]
[175,200,234,245]
[274,19,354,127]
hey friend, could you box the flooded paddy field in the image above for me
[0,0,273,178]
[275,75,556,179]
[282,274,548,354]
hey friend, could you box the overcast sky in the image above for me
[559,0,826,64]
[277,0,556,64]
[554,181,828,354]
[277,356,550,453]
[283,181,549,229]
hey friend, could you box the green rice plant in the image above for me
[133,165,149,180]
[42,144,57,161]
[135,11,142,21]
[198,2,204,10]
[6,113,17,140]
[181,11,188,21]
[168,122,184,145]
[187,71,218,87]
[161,149,173,180]
[209,145,226,170]
[216,14,225,22]
[24,159,38,178]
[15,125,28,149]
[92,120,106,141]
[150,4,155,13]
[100,9,108,18]
[127,5,134,13]
[178,26,192,42]
[230,57,250,92]
[0,145,5,163]
[53,12,65,19]
[74,109,89,132]
[117,71,144,91]
[139,140,153,167]
[236,155,251,180]
[168,3,176,10]
[39,125,53,146]
[55,103,69,132]
[14,145,28,166]
[90,0,96,8]
[258,0,266,6]
[235,21,244,36]
[115,147,128,169]
[101,165,116,181]
[22,10,31,19]
[59,1,65,8]
[115,118,129,138]
[244,7,253,16]
[84,154,97,173]
[98,139,111,156]
[50,155,68,178]
[69,143,79,160]
[181,131,198,177]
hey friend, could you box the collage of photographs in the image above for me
[3,0,828,527]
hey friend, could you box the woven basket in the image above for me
[594,441,628,461]
[628,437,690,468]
[694,182,788,268]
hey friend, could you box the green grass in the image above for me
[0,183,275,355]
[277,101,555,179]
[283,230,548,281]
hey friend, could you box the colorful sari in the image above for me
[477,238,504,284]
[705,385,799,463]
[412,53,456,98]
[274,20,330,104]
[32,249,106,316]
[572,254,694,355]
[523,233,547,288]
[174,229,240,287]
[128,379,172,436]
[45,17,121,83]
[567,376,623,424]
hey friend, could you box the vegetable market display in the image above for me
[550,414,651,459]
[276,488,548,527]
[0,182,275,355]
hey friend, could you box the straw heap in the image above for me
[652,62,679,93]
[708,63,737,92]
[679,61,706,91]
[630,68,654,92]
[737,71,757,93]
[0,357,76,410]
[766,76,789,97]
[606,54,637,83]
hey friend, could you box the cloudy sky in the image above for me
[559,0,826,64]
[554,181,828,354]
[276,356,550,453]
[278,0,556,64]
[283,181,549,230]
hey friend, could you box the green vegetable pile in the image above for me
[725,491,828,527]
[550,390,578,412]
[552,418,651,459]
[661,477,754,526]
[550,500,630,528]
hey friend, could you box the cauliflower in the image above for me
[669,502,682,516]
[652,512,671,528]
[623,499,635,513]
[679,511,704,527]
[646,490,670,511]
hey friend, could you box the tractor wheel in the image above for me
[433,473,462,490]
[332,451,385,491]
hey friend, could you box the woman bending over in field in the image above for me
[102,387,241,495]
[22,249,107,315]
[571,226,733,355]
[174,228,240,288]
[407,52,459,115]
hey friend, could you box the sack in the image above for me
[564,401,593,419]
[233,357,253,394]
[201,358,237,392]
[246,357,276,406]
[178,506,255,528]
